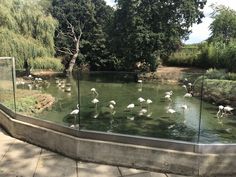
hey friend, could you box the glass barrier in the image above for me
[79,71,203,143]
[200,75,236,143]
[0,57,16,113]
[15,72,79,127]
[12,69,236,144]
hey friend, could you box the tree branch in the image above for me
[57,47,74,56]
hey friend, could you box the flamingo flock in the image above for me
[69,77,235,130]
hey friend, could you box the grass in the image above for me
[1,89,55,115]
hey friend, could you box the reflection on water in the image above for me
[18,72,236,143]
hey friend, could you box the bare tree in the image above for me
[57,20,83,74]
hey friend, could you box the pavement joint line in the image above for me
[164,173,168,177]
[76,161,79,177]
[33,148,43,177]
[117,166,123,177]
[0,138,16,163]
[122,171,150,177]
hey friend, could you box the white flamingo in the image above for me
[165,91,173,96]
[182,85,188,92]
[137,80,143,92]
[127,103,135,111]
[146,99,152,109]
[146,99,152,104]
[217,105,224,118]
[184,93,192,98]
[110,100,116,105]
[109,104,114,110]
[138,97,145,107]
[91,98,99,109]
[139,108,148,116]
[92,98,99,104]
[70,104,80,128]
[167,108,176,114]
[181,104,188,110]
[165,94,172,102]
[224,106,234,115]
[91,88,99,97]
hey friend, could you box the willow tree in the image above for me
[0,0,58,68]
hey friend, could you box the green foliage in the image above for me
[111,0,206,71]
[0,27,53,69]
[52,0,115,71]
[4,96,36,113]
[166,46,199,67]
[0,0,58,69]
[167,41,236,72]
[198,41,236,71]
[205,68,236,81]
[209,5,236,43]
[30,57,63,71]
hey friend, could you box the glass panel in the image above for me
[15,71,79,127]
[200,74,236,143]
[0,57,15,112]
[79,71,204,142]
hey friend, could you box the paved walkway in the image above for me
[0,127,187,177]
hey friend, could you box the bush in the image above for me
[166,45,200,67]
[205,68,236,81]
[30,57,64,71]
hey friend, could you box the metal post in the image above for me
[12,57,17,116]
[197,75,204,144]
[77,71,81,130]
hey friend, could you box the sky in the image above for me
[104,0,236,44]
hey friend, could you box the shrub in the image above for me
[166,45,200,67]
[30,57,64,71]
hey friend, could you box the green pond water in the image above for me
[21,72,236,143]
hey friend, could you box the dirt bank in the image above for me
[138,66,205,83]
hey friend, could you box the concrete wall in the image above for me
[1,109,236,176]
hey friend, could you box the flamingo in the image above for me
[224,106,234,115]
[91,88,99,97]
[181,104,188,110]
[137,79,143,84]
[138,97,145,107]
[182,85,188,92]
[165,91,173,96]
[217,105,224,118]
[146,99,152,109]
[109,104,114,110]
[139,108,148,116]
[91,98,99,110]
[127,103,135,109]
[70,104,80,128]
[137,80,143,92]
[110,100,116,105]
[167,108,176,114]
[91,98,99,104]
[184,93,192,98]
[146,99,153,104]
[165,94,172,102]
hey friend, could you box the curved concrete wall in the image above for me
[0,107,236,176]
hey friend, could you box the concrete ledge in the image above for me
[1,108,236,176]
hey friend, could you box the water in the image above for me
[26,72,236,143]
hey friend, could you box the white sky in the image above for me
[104,0,236,44]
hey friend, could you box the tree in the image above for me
[51,0,115,72]
[209,5,236,44]
[0,0,57,68]
[112,0,206,71]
